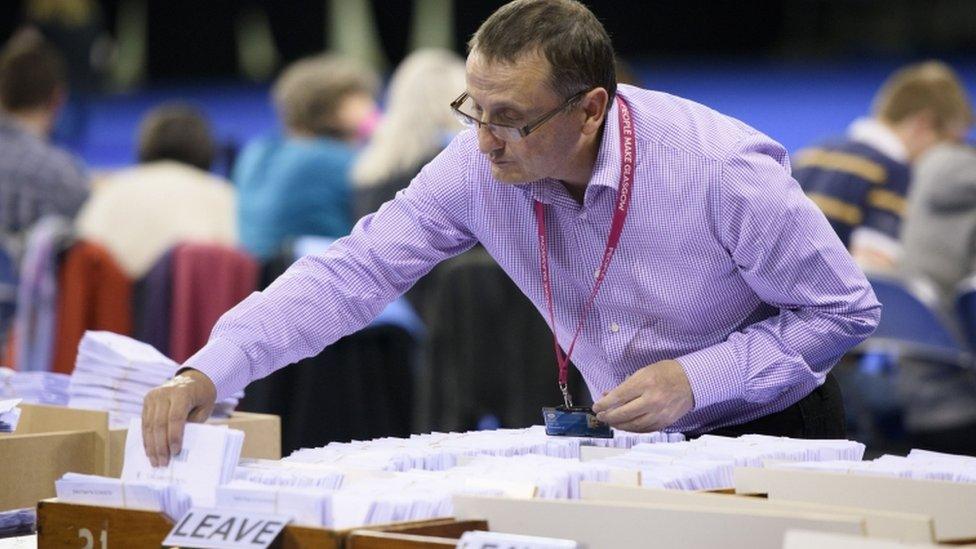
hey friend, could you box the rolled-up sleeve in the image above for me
[679,134,881,409]
[185,137,478,399]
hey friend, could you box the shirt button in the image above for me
[593,269,601,279]
[610,322,620,333]
[580,212,587,221]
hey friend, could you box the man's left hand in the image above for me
[591,359,695,432]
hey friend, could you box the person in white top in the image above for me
[75,103,238,278]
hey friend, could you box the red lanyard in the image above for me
[535,95,635,407]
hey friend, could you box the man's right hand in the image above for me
[142,369,217,467]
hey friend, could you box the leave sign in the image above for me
[163,508,291,549]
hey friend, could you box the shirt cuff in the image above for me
[181,338,253,401]
[676,341,742,409]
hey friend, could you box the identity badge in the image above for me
[542,406,612,438]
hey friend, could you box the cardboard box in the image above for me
[2,404,280,510]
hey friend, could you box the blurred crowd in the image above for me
[1,5,975,456]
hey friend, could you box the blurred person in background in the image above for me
[898,141,976,456]
[234,53,379,261]
[74,103,237,279]
[351,48,466,220]
[793,61,972,272]
[0,28,88,236]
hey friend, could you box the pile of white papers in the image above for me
[55,473,193,520]
[285,425,682,471]
[67,331,241,427]
[56,420,244,518]
[587,435,866,490]
[0,366,70,405]
[622,434,865,467]
[233,461,346,490]
[0,398,21,432]
[595,451,735,490]
[774,448,976,483]
[122,418,243,506]
[434,454,612,499]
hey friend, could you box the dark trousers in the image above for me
[702,373,847,439]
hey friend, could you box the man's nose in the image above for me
[477,124,505,155]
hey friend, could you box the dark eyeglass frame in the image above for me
[450,89,589,142]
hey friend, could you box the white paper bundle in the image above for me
[775,448,976,483]
[437,454,613,499]
[285,425,681,471]
[0,366,70,405]
[233,461,345,490]
[122,418,244,506]
[216,481,332,527]
[594,451,735,490]
[67,331,241,427]
[55,473,192,519]
[626,434,865,467]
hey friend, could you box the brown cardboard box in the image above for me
[0,404,109,511]
[2,404,281,509]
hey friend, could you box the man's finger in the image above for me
[151,398,172,467]
[614,412,658,433]
[142,398,157,467]
[592,377,644,414]
[596,394,648,426]
[167,397,189,458]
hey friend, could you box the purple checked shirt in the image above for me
[187,84,880,434]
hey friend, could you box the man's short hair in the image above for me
[137,103,216,171]
[0,28,67,113]
[872,61,973,135]
[272,53,379,138]
[468,0,617,104]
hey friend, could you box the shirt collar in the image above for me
[847,117,909,163]
[517,87,626,206]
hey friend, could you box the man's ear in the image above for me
[580,87,609,137]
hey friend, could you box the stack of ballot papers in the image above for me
[0,366,70,405]
[0,397,20,432]
[285,425,683,471]
[55,473,193,519]
[56,420,244,517]
[587,435,867,490]
[622,434,865,467]
[121,418,243,505]
[67,331,242,427]
[773,448,976,483]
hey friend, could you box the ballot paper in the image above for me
[121,418,244,506]
[55,473,192,519]
[285,425,683,471]
[0,367,70,405]
[0,398,21,432]
[775,448,976,483]
[67,331,242,427]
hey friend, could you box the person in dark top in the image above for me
[794,61,972,272]
[0,28,88,236]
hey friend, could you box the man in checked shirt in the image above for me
[144,0,880,466]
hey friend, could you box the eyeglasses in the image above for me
[450,89,588,142]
